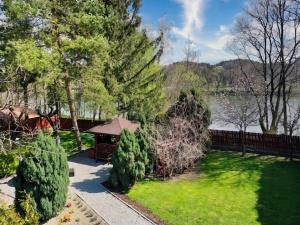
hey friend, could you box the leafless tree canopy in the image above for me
[151,92,209,177]
[216,77,259,132]
[231,0,300,134]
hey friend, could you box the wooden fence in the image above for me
[209,130,300,158]
[59,118,105,131]
[59,118,300,158]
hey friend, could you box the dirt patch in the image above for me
[44,192,108,225]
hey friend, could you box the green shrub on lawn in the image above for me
[15,133,69,222]
[0,153,18,178]
[110,129,148,190]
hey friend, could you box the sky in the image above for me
[140,0,246,65]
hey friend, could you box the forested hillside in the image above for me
[164,58,300,100]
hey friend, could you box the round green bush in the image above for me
[15,133,69,221]
[110,129,148,190]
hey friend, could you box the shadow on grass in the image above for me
[199,151,271,187]
[257,161,300,225]
[201,151,300,225]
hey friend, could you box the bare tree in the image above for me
[285,103,300,136]
[231,0,300,134]
[184,38,200,71]
[216,94,258,133]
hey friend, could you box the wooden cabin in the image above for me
[0,107,56,133]
[87,117,140,160]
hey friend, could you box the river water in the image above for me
[207,94,300,135]
[60,94,300,135]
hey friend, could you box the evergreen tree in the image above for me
[2,39,51,117]
[102,0,166,118]
[1,0,166,132]
[0,2,52,118]
[171,89,211,128]
[136,128,152,174]
[2,0,111,151]
[15,133,69,221]
[110,129,147,189]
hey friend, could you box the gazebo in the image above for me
[87,117,140,160]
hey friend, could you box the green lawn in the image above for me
[127,151,300,225]
[59,131,94,156]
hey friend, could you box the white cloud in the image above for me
[204,25,233,50]
[161,1,236,64]
[171,0,206,40]
[219,25,230,33]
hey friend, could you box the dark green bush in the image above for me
[171,89,211,128]
[0,153,18,178]
[110,129,148,190]
[15,133,69,222]
[136,129,152,174]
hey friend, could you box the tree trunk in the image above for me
[23,84,29,120]
[98,106,101,120]
[34,84,38,107]
[283,79,288,134]
[93,109,97,121]
[240,130,245,156]
[65,77,82,151]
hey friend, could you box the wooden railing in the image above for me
[95,143,116,160]
[209,130,300,159]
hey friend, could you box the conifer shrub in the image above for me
[136,128,152,174]
[15,133,69,221]
[110,129,148,190]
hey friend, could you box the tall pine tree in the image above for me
[102,0,166,119]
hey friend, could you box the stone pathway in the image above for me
[0,175,15,205]
[68,152,154,225]
[0,152,154,225]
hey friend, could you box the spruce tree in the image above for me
[110,129,147,189]
[102,0,166,118]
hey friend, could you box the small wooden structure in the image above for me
[0,107,56,133]
[87,117,140,160]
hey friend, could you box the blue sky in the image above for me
[140,0,246,64]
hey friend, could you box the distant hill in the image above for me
[163,58,300,100]
[163,59,252,93]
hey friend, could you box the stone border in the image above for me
[72,191,109,225]
[103,186,157,225]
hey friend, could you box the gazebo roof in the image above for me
[87,117,140,136]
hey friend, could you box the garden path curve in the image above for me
[68,151,154,225]
[0,151,154,225]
